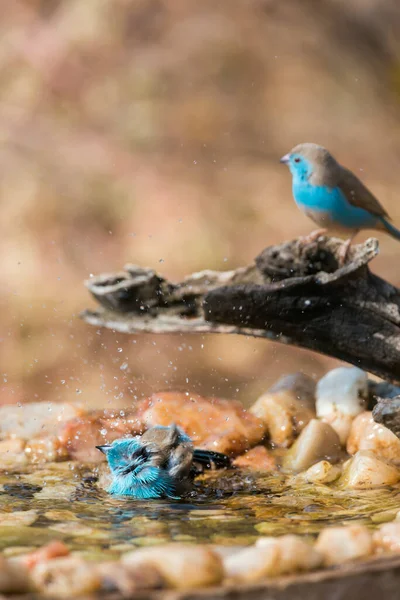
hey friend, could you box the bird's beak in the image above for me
[280,153,290,164]
[96,445,111,454]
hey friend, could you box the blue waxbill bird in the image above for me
[280,143,400,259]
[96,424,231,499]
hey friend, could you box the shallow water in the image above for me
[1,462,400,560]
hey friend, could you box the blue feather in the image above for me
[293,180,378,230]
[380,217,400,241]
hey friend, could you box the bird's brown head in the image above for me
[280,143,339,184]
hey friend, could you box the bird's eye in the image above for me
[294,157,301,163]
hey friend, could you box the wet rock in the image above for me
[25,436,69,464]
[173,534,197,542]
[373,397,400,440]
[0,509,38,527]
[0,555,30,593]
[370,510,398,524]
[137,392,265,455]
[44,510,78,522]
[283,419,341,472]
[96,462,112,491]
[130,536,170,546]
[233,446,276,471]
[34,483,77,500]
[3,483,42,499]
[316,367,368,445]
[0,526,59,548]
[0,402,85,441]
[0,438,27,468]
[373,522,400,552]
[347,411,400,464]
[256,535,322,572]
[225,535,321,582]
[250,373,315,447]
[22,541,70,570]
[341,450,400,489]
[122,543,224,588]
[304,460,341,484]
[21,461,77,483]
[49,522,96,537]
[58,409,143,463]
[315,525,373,566]
[31,556,102,597]
[99,561,163,594]
[224,543,280,582]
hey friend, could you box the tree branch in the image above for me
[80,235,400,383]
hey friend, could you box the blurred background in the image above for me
[1,0,400,410]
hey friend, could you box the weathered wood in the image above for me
[81,235,400,383]
[373,397,400,437]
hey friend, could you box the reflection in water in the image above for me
[0,463,399,559]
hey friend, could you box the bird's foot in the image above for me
[337,238,352,267]
[299,228,328,245]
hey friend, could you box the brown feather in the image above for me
[338,167,389,219]
[141,423,180,449]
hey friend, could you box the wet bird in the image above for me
[96,424,231,499]
[280,143,400,259]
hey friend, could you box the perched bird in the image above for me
[280,143,400,259]
[96,424,231,499]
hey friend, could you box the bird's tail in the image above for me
[193,449,232,470]
[381,217,400,241]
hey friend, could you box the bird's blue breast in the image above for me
[108,466,178,499]
[292,180,378,230]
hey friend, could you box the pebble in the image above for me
[315,525,373,566]
[0,509,38,527]
[122,543,224,588]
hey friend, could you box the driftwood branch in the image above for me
[81,235,400,384]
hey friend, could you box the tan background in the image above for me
[1,0,400,409]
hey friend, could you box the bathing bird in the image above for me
[96,424,231,499]
[280,143,400,259]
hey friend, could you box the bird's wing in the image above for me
[193,449,232,470]
[168,442,194,479]
[338,167,389,219]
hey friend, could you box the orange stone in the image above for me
[57,410,144,463]
[137,392,265,456]
[23,541,70,570]
[347,411,400,464]
[233,446,277,471]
